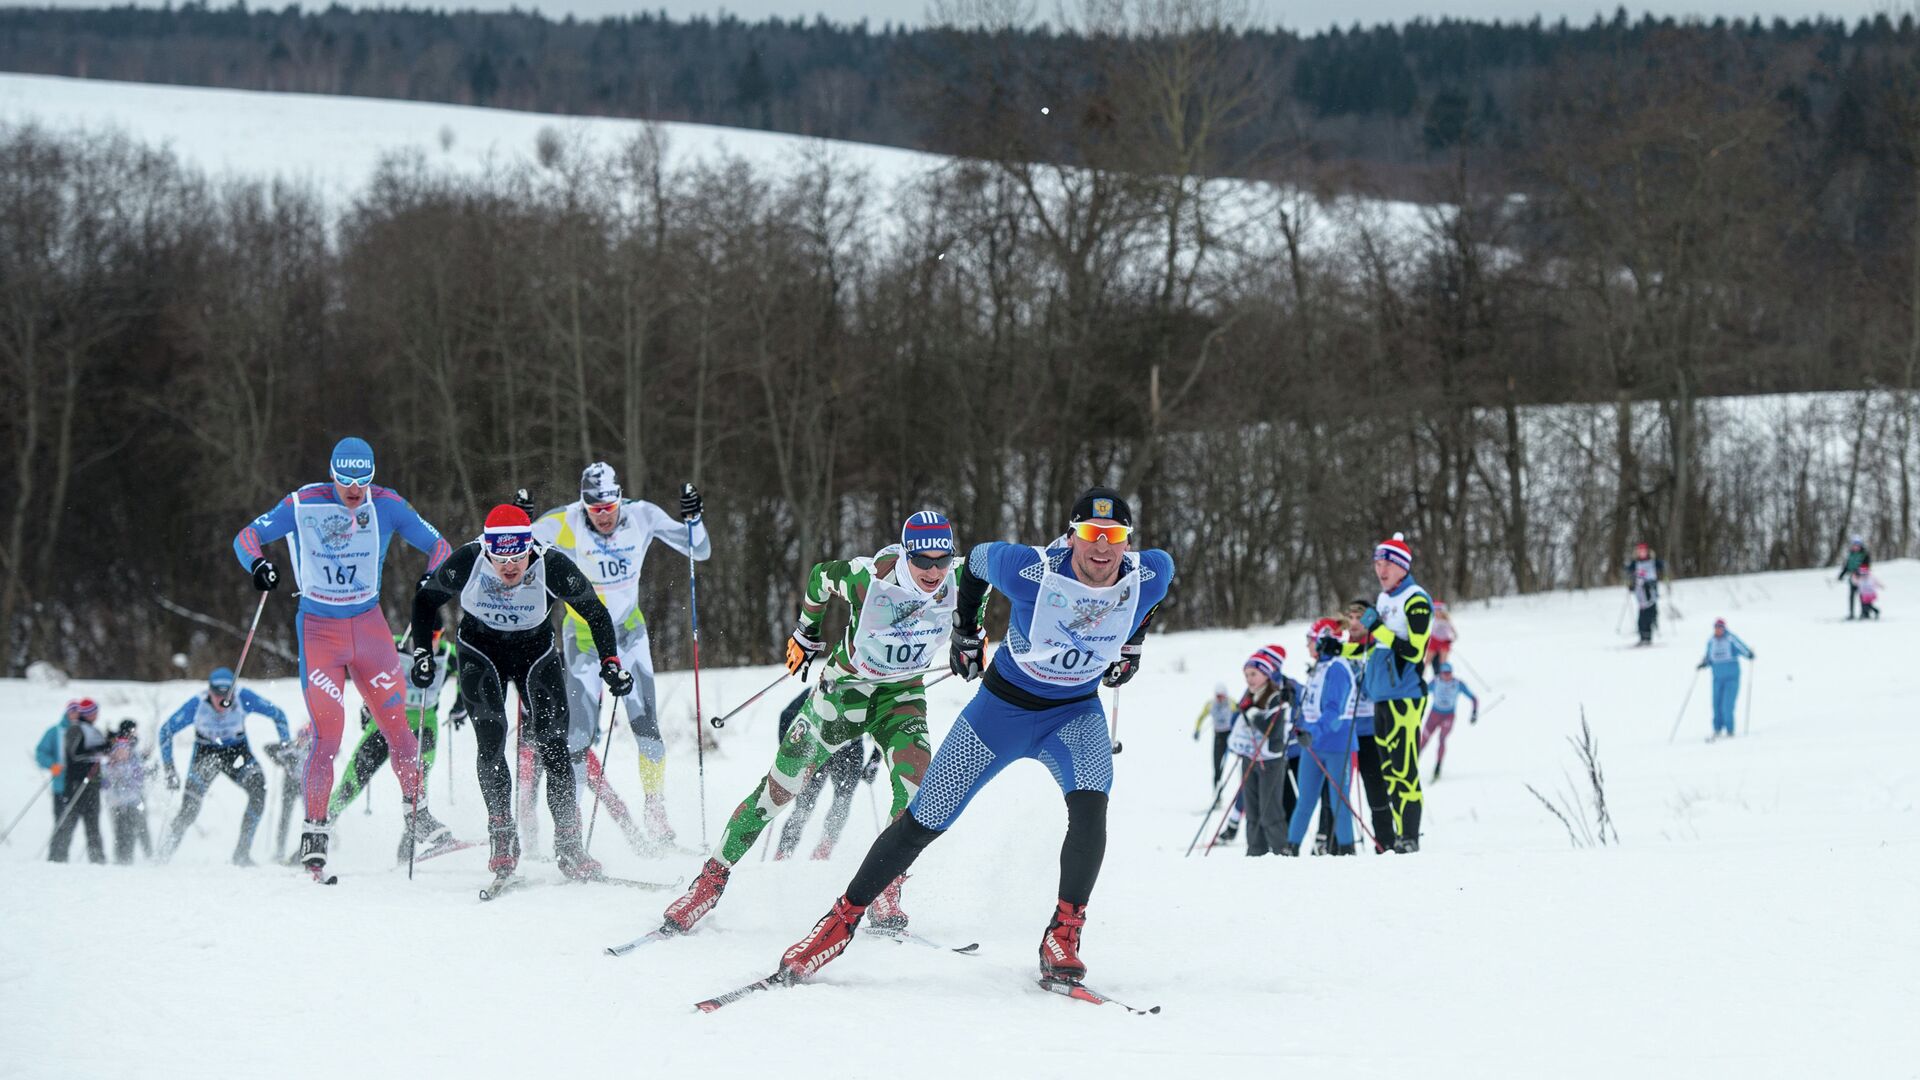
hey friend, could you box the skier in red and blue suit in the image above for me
[231,436,452,881]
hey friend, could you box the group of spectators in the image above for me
[34,699,153,863]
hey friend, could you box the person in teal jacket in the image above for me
[1696,619,1755,741]
[35,700,96,826]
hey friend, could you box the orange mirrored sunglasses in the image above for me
[1069,521,1132,544]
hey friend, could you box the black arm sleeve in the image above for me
[1393,595,1432,664]
[411,543,477,652]
[545,549,620,659]
[956,556,991,631]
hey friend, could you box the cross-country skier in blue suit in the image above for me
[1697,618,1754,741]
[156,667,291,865]
[775,487,1174,988]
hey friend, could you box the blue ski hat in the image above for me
[901,510,954,555]
[209,666,236,692]
[1436,662,1453,676]
[329,437,376,483]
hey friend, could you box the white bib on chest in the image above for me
[1008,548,1140,687]
[460,550,553,632]
[849,552,956,678]
[192,696,248,743]
[563,506,646,624]
[1375,583,1429,643]
[293,498,382,607]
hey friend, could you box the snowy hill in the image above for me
[0,71,946,200]
[1,563,1913,1077]
[0,71,1432,254]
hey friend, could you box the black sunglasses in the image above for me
[907,552,954,570]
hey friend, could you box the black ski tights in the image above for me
[1057,791,1107,905]
[845,791,1108,907]
[1353,736,1397,849]
[459,627,579,841]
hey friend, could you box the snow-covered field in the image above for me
[0,72,1433,256]
[2,562,1914,1077]
[0,71,946,199]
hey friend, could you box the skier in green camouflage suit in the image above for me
[327,631,465,860]
[661,511,982,935]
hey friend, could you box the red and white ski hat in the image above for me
[482,505,535,558]
[1374,532,1413,571]
[1307,617,1343,651]
[67,698,99,719]
[1244,643,1287,681]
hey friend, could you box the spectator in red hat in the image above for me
[49,699,108,863]
[1624,542,1666,646]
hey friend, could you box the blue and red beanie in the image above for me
[483,505,535,558]
[901,510,954,555]
[1374,532,1413,571]
[1244,643,1287,681]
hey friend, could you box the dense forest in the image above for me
[1,1,1917,680]
[2,4,1919,197]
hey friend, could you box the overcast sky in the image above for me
[21,0,1905,28]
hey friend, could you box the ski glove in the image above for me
[786,629,822,679]
[164,762,181,790]
[600,657,634,696]
[1696,661,1708,671]
[1102,643,1142,688]
[1470,711,1479,726]
[862,746,882,784]
[949,616,986,681]
[409,647,437,689]
[680,482,703,522]
[447,699,468,730]
[1358,606,1382,632]
[513,487,537,519]
[357,707,374,731]
[250,557,279,592]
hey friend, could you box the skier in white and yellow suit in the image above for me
[533,463,709,848]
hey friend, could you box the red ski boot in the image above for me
[780,896,866,980]
[557,845,604,881]
[865,874,910,934]
[1039,900,1088,982]
[644,795,676,846]
[487,815,520,877]
[662,857,731,932]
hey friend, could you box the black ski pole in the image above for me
[221,591,272,709]
[707,671,792,729]
[0,777,51,846]
[585,696,621,855]
[1296,736,1382,853]
[1183,752,1238,857]
[44,766,100,860]
[1667,669,1703,745]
